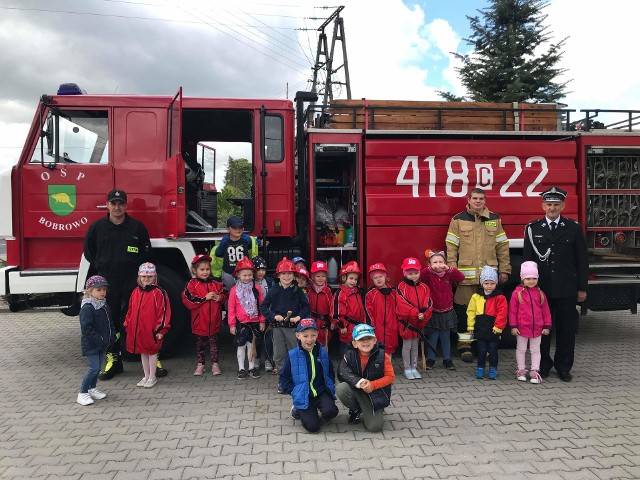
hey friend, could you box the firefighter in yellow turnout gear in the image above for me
[446,189,511,362]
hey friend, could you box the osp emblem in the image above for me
[48,185,76,216]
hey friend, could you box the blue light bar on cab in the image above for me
[57,83,86,95]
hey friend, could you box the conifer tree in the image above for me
[440,0,568,103]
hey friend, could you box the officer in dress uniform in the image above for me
[523,186,588,382]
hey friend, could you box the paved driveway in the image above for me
[1,304,639,479]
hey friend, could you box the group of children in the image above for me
[78,224,552,433]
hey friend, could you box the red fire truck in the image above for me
[1,85,639,353]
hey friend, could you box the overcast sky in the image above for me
[1,0,639,171]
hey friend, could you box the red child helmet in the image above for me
[310,261,328,273]
[401,257,422,271]
[296,267,311,281]
[233,257,256,276]
[339,261,361,277]
[275,257,296,276]
[368,263,387,275]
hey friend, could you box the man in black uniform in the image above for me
[84,190,167,379]
[523,186,588,382]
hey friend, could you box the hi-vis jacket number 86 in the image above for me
[396,155,549,198]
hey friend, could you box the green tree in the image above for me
[217,157,253,227]
[440,0,568,103]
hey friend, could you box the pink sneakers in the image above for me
[516,369,528,382]
[193,364,205,376]
[212,363,222,376]
[529,370,543,384]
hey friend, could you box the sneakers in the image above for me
[348,409,362,424]
[271,368,279,376]
[516,369,528,382]
[425,359,435,370]
[212,363,222,376]
[77,392,94,406]
[264,359,274,372]
[237,369,248,380]
[488,367,498,380]
[98,353,123,380]
[193,364,205,376]
[529,370,543,384]
[144,378,157,388]
[475,367,485,379]
[87,388,106,400]
[137,377,148,387]
[291,405,301,420]
[443,359,456,370]
[156,360,168,378]
[403,369,415,379]
[249,368,261,379]
[412,368,422,379]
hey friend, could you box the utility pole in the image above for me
[310,6,351,109]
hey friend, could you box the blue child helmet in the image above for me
[292,256,306,265]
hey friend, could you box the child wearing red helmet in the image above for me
[228,258,265,380]
[259,257,311,384]
[308,261,335,350]
[296,267,311,293]
[332,261,366,354]
[365,263,399,355]
[182,254,227,377]
[396,257,432,380]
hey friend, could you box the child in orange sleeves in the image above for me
[228,257,265,380]
[182,254,227,377]
[308,261,335,350]
[365,263,399,355]
[396,257,432,380]
[332,261,366,355]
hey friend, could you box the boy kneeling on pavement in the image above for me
[279,318,339,433]
[336,324,395,432]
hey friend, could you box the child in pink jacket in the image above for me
[509,261,552,384]
[228,258,265,380]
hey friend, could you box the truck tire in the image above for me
[155,266,189,358]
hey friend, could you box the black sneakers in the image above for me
[425,359,436,370]
[237,369,248,380]
[348,409,362,424]
[249,368,261,379]
[98,353,123,380]
[443,359,456,370]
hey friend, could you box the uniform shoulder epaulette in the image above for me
[453,211,474,221]
[526,218,545,227]
[563,217,580,224]
[488,211,501,220]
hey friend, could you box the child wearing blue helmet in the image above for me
[336,323,395,432]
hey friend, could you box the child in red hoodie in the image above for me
[396,257,432,380]
[308,261,335,350]
[182,254,227,377]
[365,263,399,355]
[419,250,464,371]
[332,261,366,355]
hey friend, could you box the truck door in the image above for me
[19,104,113,269]
[162,88,186,238]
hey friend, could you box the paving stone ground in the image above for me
[1,302,639,480]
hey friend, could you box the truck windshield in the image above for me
[30,110,109,165]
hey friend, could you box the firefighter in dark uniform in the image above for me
[523,186,588,382]
[83,190,167,379]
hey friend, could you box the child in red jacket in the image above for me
[228,257,265,380]
[509,261,552,384]
[365,263,399,355]
[308,261,335,350]
[419,250,465,371]
[124,262,171,389]
[182,254,227,377]
[396,257,432,380]
[467,266,508,380]
[332,261,366,355]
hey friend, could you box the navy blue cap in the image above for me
[107,189,127,203]
[226,216,244,228]
[296,318,318,333]
[541,186,567,203]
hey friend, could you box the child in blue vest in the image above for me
[279,318,339,433]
